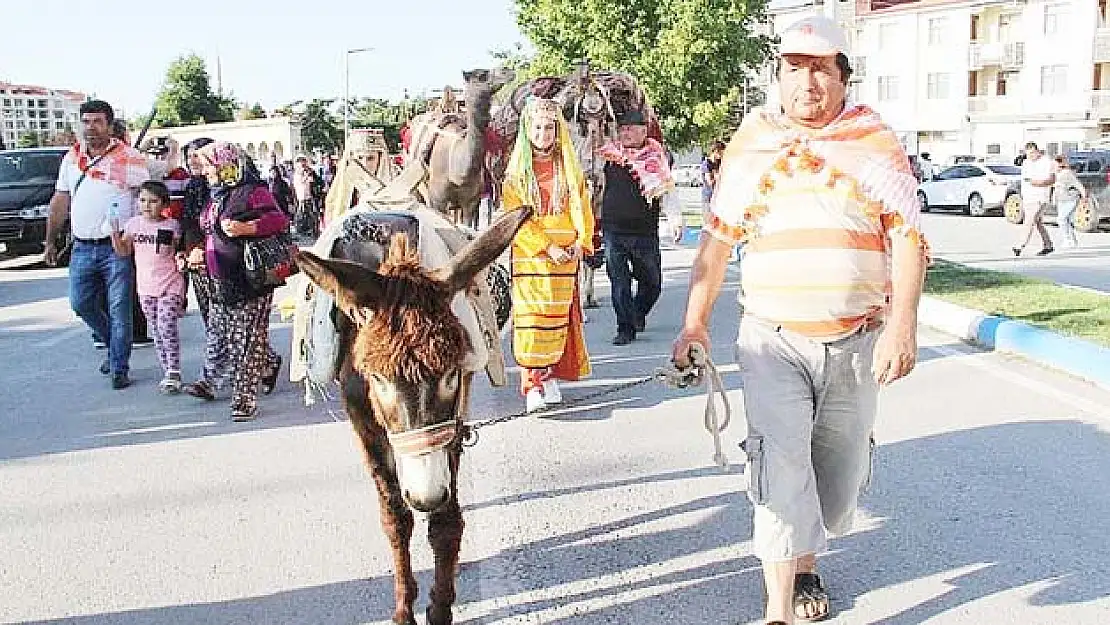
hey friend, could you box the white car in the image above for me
[672,163,703,187]
[916,163,1022,217]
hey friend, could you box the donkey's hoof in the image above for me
[426,605,453,625]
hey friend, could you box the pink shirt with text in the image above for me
[125,215,185,297]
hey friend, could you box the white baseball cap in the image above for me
[779,15,849,57]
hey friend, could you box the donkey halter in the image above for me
[387,420,460,458]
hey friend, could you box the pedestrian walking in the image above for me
[501,97,595,413]
[109,181,185,393]
[182,142,288,422]
[672,16,928,624]
[268,164,295,219]
[181,137,215,325]
[1053,154,1085,249]
[292,155,323,238]
[1013,142,1055,257]
[598,109,675,346]
[44,100,151,389]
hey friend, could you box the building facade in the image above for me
[145,117,306,167]
[765,0,1110,164]
[0,83,85,149]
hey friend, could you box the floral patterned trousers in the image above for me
[202,292,280,412]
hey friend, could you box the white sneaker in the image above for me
[525,388,546,413]
[542,379,562,404]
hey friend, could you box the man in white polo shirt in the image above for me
[1013,141,1055,256]
[45,100,150,389]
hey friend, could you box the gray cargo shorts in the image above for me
[736,316,879,562]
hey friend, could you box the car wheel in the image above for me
[1004,193,1024,224]
[917,190,930,213]
[967,192,988,217]
[1075,197,1101,233]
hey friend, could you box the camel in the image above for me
[295,206,531,625]
[405,68,515,229]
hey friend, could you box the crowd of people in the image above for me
[42,13,936,624]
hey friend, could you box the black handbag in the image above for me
[243,230,299,290]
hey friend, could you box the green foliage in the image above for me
[300,99,343,154]
[244,103,267,120]
[17,131,42,148]
[514,0,772,149]
[153,54,237,127]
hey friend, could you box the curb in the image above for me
[918,296,1110,391]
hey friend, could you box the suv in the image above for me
[1058,150,1110,232]
[0,147,68,257]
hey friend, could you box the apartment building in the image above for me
[765,0,1110,163]
[0,83,85,148]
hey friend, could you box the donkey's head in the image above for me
[296,207,530,512]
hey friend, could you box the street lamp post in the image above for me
[344,47,374,142]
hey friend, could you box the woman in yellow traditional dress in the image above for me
[501,98,595,412]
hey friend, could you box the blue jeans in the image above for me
[70,241,134,374]
[604,232,662,335]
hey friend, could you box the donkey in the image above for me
[295,206,532,625]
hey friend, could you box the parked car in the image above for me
[917,163,1021,217]
[0,147,68,259]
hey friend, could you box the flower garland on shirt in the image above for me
[598,137,675,201]
[72,138,121,182]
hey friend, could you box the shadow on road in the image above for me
[16,420,1110,623]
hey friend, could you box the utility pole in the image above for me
[344,47,374,142]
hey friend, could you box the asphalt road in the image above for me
[3,241,1110,624]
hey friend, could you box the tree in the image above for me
[17,131,42,148]
[514,0,772,149]
[153,54,237,127]
[244,103,267,120]
[300,99,343,153]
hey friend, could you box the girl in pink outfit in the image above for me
[111,181,185,393]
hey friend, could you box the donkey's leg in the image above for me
[347,384,419,625]
[426,461,465,625]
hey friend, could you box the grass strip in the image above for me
[924,260,1110,347]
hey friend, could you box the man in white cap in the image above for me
[672,15,928,624]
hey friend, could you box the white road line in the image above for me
[33,325,85,349]
[91,421,220,438]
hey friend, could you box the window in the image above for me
[878,76,900,100]
[55,121,64,130]
[928,18,947,45]
[54,99,62,108]
[39,120,50,129]
[1062,141,1078,155]
[53,110,63,118]
[27,110,35,119]
[1041,65,1068,95]
[1044,4,1067,35]
[1045,142,1060,156]
[37,99,47,108]
[987,144,1002,155]
[927,73,951,99]
[13,98,22,107]
[987,164,1020,174]
[16,121,25,129]
[3,121,11,129]
[1,98,9,106]
[878,23,895,49]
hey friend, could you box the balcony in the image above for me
[1093,90,1110,119]
[1096,29,1110,63]
[969,41,1025,70]
[968,95,1022,117]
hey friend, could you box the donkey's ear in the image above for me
[295,250,386,320]
[433,206,532,292]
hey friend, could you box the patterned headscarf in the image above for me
[197,141,261,189]
[503,97,587,217]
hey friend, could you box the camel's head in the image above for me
[462,67,516,97]
[295,207,531,512]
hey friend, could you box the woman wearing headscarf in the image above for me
[322,129,397,227]
[501,98,595,413]
[182,142,289,421]
[181,137,214,322]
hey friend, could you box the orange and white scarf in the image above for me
[714,103,919,231]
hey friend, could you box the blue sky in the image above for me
[0,0,527,120]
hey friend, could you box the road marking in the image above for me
[34,325,86,349]
[92,421,220,438]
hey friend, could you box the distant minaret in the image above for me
[217,55,224,95]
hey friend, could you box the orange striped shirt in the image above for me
[705,127,924,341]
